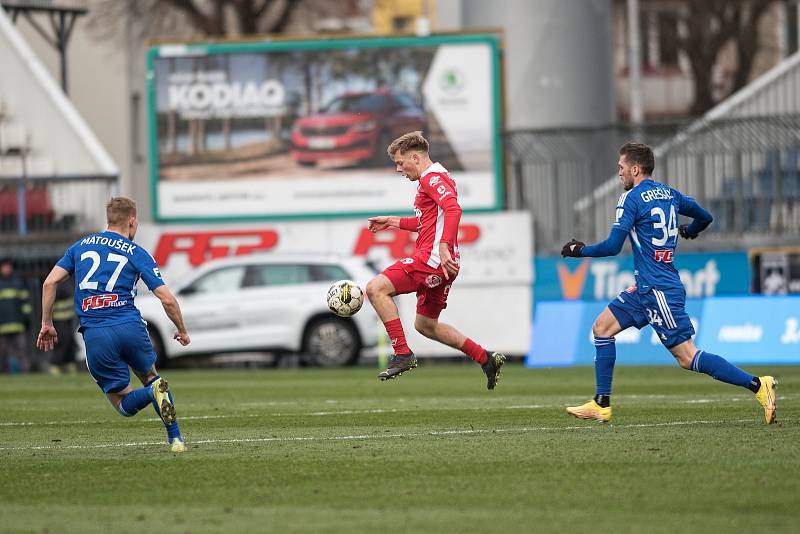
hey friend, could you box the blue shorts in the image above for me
[608,284,695,349]
[82,322,156,394]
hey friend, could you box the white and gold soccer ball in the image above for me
[326,279,364,317]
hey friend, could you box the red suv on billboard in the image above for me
[291,89,427,167]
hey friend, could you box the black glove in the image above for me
[561,238,585,257]
[678,224,697,240]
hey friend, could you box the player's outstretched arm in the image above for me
[561,228,627,259]
[152,285,190,346]
[37,265,69,351]
[367,215,418,233]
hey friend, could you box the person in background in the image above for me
[48,280,77,375]
[0,257,31,373]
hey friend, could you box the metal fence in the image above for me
[0,175,118,257]
[506,114,800,254]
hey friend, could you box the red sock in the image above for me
[384,318,411,355]
[461,338,488,365]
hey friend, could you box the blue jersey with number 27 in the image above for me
[613,179,700,293]
[57,231,165,328]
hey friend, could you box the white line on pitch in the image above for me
[0,418,759,452]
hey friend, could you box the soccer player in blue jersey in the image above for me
[36,197,192,451]
[560,142,777,424]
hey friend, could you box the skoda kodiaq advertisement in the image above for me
[147,34,503,222]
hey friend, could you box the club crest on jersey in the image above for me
[654,250,674,263]
[82,293,124,312]
[425,274,442,288]
[429,176,440,187]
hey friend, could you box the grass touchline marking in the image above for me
[0,418,759,451]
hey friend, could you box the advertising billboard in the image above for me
[135,212,532,356]
[533,251,750,302]
[146,34,503,222]
[526,295,800,367]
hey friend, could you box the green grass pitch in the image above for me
[1,363,798,533]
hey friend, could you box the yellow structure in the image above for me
[372,0,436,34]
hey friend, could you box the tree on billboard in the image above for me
[674,0,777,116]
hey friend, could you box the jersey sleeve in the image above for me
[55,245,75,274]
[612,191,637,233]
[676,189,713,235]
[398,217,419,231]
[133,248,166,291]
[420,173,461,243]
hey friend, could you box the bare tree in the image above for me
[87,0,363,43]
[675,0,777,116]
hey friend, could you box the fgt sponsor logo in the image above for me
[654,250,673,263]
[153,230,279,267]
[82,293,120,312]
[352,224,480,258]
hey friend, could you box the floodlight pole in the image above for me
[626,0,644,135]
[1,1,88,95]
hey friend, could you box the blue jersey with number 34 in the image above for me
[613,179,700,293]
[57,231,165,328]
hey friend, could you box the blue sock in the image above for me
[594,336,616,398]
[690,350,754,389]
[119,386,155,416]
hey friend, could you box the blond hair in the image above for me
[106,196,137,227]
[387,131,429,158]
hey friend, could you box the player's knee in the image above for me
[592,320,613,338]
[675,353,693,369]
[365,277,386,300]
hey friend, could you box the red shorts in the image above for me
[381,258,457,319]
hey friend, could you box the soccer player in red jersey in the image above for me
[365,131,505,389]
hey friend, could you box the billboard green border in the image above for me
[146,33,504,223]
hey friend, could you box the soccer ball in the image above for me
[326,280,364,317]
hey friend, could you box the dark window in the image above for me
[657,11,680,68]
[188,266,246,294]
[392,16,413,32]
[322,94,387,113]
[393,93,417,110]
[244,264,311,287]
[309,264,351,282]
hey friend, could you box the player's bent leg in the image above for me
[150,376,185,449]
[370,270,415,367]
[137,367,185,448]
[113,385,157,417]
[671,339,775,424]
[414,314,505,390]
[365,274,400,323]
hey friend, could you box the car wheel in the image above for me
[302,317,360,367]
[147,325,168,369]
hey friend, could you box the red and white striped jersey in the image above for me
[408,162,462,270]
